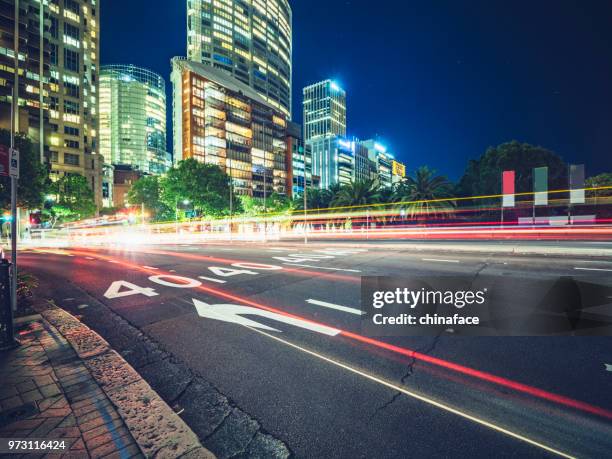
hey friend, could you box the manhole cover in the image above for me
[0,402,40,428]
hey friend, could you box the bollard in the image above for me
[0,259,17,350]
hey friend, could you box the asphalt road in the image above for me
[16,240,612,458]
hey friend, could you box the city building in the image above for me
[353,141,372,183]
[171,57,290,198]
[99,65,171,175]
[45,0,103,206]
[309,136,356,189]
[1,0,103,207]
[360,139,394,188]
[391,159,406,184]
[186,0,292,118]
[303,79,346,142]
[0,0,49,159]
[112,164,143,208]
[286,120,313,196]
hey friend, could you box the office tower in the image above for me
[286,120,312,196]
[0,0,48,157]
[99,65,171,175]
[186,0,292,118]
[360,139,394,188]
[353,141,372,183]
[309,136,355,189]
[303,79,346,142]
[46,0,102,206]
[171,57,290,198]
[1,0,102,206]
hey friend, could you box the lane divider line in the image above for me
[246,325,576,459]
[574,267,612,272]
[422,258,460,263]
[283,263,362,273]
[306,298,364,316]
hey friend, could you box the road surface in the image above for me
[17,240,612,458]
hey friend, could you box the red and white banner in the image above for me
[502,170,515,207]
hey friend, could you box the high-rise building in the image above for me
[0,0,49,155]
[353,141,372,183]
[186,0,292,118]
[171,57,290,198]
[286,120,312,196]
[46,0,103,206]
[303,79,346,142]
[1,0,103,207]
[99,65,171,175]
[309,136,356,189]
[360,139,394,189]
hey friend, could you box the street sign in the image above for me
[9,148,19,179]
[0,145,8,177]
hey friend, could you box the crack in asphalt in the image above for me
[367,332,443,423]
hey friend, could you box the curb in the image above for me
[31,301,216,459]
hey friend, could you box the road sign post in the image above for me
[9,148,18,312]
[0,259,17,349]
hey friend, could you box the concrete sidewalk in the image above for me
[0,304,214,459]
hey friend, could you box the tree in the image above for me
[126,175,173,221]
[331,179,381,207]
[456,141,567,199]
[586,173,612,198]
[162,159,232,217]
[48,175,96,222]
[0,130,49,210]
[394,166,455,218]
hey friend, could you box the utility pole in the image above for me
[39,0,44,164]
[11,0,20,313]
[263,163,267,242]
[228,154,233,242]
[303,176,308,245]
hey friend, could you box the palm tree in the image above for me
[331,179,382,207]
[394,166,455,219]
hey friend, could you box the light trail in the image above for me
[60,248,612,421]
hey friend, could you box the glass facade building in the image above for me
[46,0,102,206]
[303,79,346,142]
[360,139,394,189]
[99,65,171,175]
[309,136,356,190]
[171,58,290,198]
[286,120,313,196]
[186,0,292,118]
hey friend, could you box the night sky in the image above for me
[101,0,612,180]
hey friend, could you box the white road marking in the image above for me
[283,263,361,273]
[245,326,575,459]
[422,258,460,263]
[198,276,227,284]
[77,304,89,309]
[306,299,364,315]
[143,266,159,270]
[574,267,612,272]
[108,260,119,264]
[192,299,341,336]
[605,363,612,372]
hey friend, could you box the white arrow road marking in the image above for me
[306,299,364,315]
[192,299,341,336]
[605,364,612,372]
[282,263,361,273]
